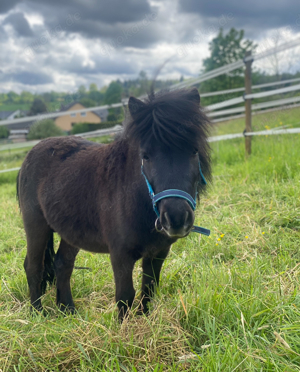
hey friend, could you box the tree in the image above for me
[78,85,87,97]
[6,91,19,103]
[104,81,123,104]
[29,98,47,115]
[27,119,64,140]
[89,83,97,92]
[137,70,149,96]
[79,98,97,107]
[20,91,34,104]
[200,28,257,104]
[203,28,256,72]
[0,126,9,139]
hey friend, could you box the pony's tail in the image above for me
[41,230,55,294]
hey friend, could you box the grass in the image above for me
[0,103,31,112]
[0,114,300,370]
[213,105,300,135]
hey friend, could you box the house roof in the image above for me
[0,110,18,120]
[60,102,108,120]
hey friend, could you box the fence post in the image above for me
[244,51,253,156]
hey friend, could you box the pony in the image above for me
[17,88,211,320]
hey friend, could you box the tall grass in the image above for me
[0,133,300,371]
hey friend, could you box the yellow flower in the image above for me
[262,232,265,234]
[217,238,221,241]
[245,236,248,239]
[220,234,225,238]
[216,243,219,246]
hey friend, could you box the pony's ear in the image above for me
[187,87,200,105]
[128,96,146,118]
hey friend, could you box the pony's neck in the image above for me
[107,137,140,178]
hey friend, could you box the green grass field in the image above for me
[0,111,300,371]
[213,105,300,135]
[0,103,31,113]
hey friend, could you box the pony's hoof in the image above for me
[30,305,48,317]
[58,304,76,315]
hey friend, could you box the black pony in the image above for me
[17,88,211,320]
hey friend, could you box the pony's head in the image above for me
[125,88,211,238]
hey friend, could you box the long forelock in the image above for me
[124,90,209,151]
[123,89,212,186]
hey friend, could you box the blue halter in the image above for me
[141,158,210,236]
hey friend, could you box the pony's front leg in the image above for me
[110,251,136,321]
[140,247,170,314]
[54,239,79,313]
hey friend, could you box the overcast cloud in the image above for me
[0,0,300,93]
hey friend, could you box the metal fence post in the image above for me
[244,51,253,156]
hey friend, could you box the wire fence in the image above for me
[1,126,300,174]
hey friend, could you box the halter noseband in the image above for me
[141,157,210,236]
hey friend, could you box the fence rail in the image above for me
[1,126,300,174]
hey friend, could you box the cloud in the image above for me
[3,12,33,37]
[0,0,300,92]
[0,0,20,14]
[0,71,53,85]
[179,0,300,35]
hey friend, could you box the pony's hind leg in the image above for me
[24,221,53,312]
[54,239,79,313]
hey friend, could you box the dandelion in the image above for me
[262,232,265,235]
[245,236,248,239]
[220,234,225,238]
[216,243,219,246]
[265,125,271,130]
[217,238,221,241]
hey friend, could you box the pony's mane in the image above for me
[123,88,211,183]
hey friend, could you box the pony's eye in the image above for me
[193,149,198,155]
[142,153,150,161]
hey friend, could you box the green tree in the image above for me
[200,28,257,104]
[6,91,19,103]
[0,126,9,139]
[88,84,104,104]
[203,28,256,73]
[80,98,97,107]
[78,85,87,97]
[27,119,64,140]
[137,70,149,95]
[29,98,48,115]
[89,83,97,92]
[20,91,34,104]
[104,81,123,104]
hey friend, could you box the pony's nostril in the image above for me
[163,212,171,228]
[184,211,189,225]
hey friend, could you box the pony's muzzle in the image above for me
[159,199,194,238]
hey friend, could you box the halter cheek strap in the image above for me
[141,158,210,236]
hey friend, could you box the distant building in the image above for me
[0,110,20,121]
[55,102,107,131]
[8,129,28,143]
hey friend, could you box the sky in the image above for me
[0,0,300,93]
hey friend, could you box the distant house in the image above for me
[0,110,20,121]
[55,102,106,131]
